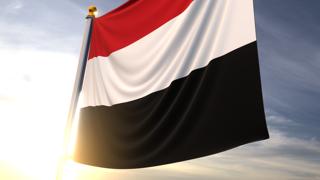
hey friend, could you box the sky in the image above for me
[0,0,319,180]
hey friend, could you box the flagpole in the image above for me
[56,6,97,180]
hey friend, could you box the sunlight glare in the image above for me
[0,49,78,180]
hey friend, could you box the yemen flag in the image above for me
[74,0,269,169]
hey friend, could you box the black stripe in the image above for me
[74,42,269,169]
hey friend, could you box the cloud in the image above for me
[254,0,320,139]
[4,0,23,14]
[0,0,86,54]
[0,0,319,179]
[267,114,297,125]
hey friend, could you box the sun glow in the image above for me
[0,49,80,180]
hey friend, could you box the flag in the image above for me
[73,0,269,169]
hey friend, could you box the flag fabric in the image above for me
[73,0,269,169]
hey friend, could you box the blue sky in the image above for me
[0,0,319,179]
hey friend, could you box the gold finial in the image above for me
[88,5,98,17]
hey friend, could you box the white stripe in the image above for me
[81,0,256,107]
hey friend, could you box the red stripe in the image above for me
[88,0,193,60]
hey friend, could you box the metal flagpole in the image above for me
[56,6,97,180]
